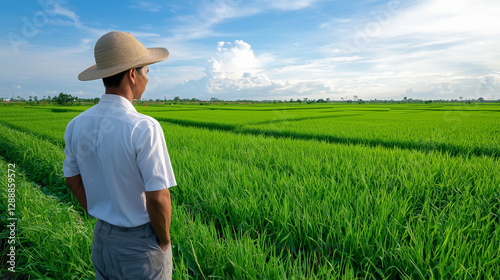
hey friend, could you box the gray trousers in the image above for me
[92,219,172,280]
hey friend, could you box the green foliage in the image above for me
[52,92,78,106]
[0,158,95,279]
[137,103,500,158]
[0,103,499,279]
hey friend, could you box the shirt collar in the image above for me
[99,94,137,112]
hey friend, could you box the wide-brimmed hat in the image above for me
[78,31,169,81]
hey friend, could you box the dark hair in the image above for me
[102,66,144,88]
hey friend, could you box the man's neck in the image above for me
[105,87,133,104]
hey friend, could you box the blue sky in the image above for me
[1,0,499,101]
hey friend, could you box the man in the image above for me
[63,31,176,279]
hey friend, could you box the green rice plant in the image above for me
[0,123,72,203]
[0,124,311,279]
[136,103,500,157]
[241,108,500,158]
[0,103,499,279]
[2,104,498,159]
[160,121,500,279]
[0,158,95,279]
[0,107,80,146]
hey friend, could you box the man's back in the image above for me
[64,94,176,227]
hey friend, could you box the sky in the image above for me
[1,0,500,101]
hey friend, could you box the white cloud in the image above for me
[172,40,347,100]
[319,18,351,29]
[310,0,500,100]
[383,0,500,38]
[171,1,260,41]
[171,0,318,42]
[69,90,85,95]
[204,40,270,95]
[42,2,110,39]
[208,40,260,79]
[262,0,319,10]
[49,3,83,29]
[130,1,163,12]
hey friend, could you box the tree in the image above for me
[174,96,180,104]
[53,92,77,106]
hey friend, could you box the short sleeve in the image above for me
[63,121,81,177]
[136,120,177,191]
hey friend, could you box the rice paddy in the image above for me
[0,102,499,279]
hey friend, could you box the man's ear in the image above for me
[126,68,137,85]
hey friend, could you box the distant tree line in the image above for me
[2,93,100,106]
[2,93,498,106]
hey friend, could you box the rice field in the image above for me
[0,102,499,279]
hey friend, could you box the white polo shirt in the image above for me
[63,94,176,227]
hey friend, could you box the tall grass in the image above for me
[0,107,79,146]
[0,157,95,279]
[2,104,499,157]
[0,123,316,278]
[164,122,500,279]
[143,105,500,158]
[0,104,499,279]
[243,109,500,157]
[0,155,304,279]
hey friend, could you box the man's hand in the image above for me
[158,239,170,252]
[65,174,88,213]
[146,188,172,252]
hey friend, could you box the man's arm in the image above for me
[146,188,172,252]
[65,174,88,213]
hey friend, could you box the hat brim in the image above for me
[78,47,169,81]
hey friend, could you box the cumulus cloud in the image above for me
[207,40,261,79]
[204,40,275,96]
[174,40,345,100]
[473,75,499,99]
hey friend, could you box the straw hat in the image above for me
[78,31,169,81]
